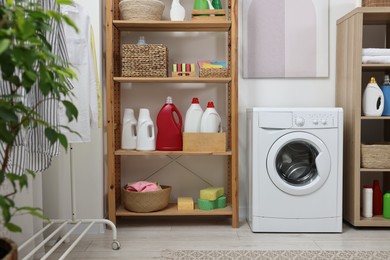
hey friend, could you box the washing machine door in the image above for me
[266,132,331,196]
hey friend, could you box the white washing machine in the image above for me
[247,107,343,232]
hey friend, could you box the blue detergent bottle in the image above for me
[381,75,390,116]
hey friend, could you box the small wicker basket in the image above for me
[199,68,228,78]
[362,0,390,6]
[122,185,171,213]
[122,44,168,77]
[361,143,390,168]
[119,0,165,21]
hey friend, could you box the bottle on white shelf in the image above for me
[200,101,221,133]
[136,108,156,151]
[184,97,203,132]
[121,108,137,150]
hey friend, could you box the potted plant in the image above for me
[0,0,78,258]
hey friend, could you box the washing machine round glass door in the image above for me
[266,132,331,195]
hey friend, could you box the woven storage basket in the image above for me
[122,44,168,77]
[122,185,171,213]
[119,0,165,20]
[362,0,390,6]
[361,143,390,168]
[199,68,228,78]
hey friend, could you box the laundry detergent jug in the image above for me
[184,97,203,132]
[363,77,384,116]
[121,108,137,149]
[136,108,156,151]
[381,75,390,116]
[200,101,221,133]
[156,96,183,151]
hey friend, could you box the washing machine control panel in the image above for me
[293,111,337,128]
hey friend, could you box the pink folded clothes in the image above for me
[126,181,161,192]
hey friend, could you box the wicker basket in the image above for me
[122,44,168,77]
[199,68,228,78]
[361,143,390,168]
[122,185,171,213]
[119,0,165,20]
[362,0,390,6]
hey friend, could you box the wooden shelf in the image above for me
[362,64,390,71]
[113,77,231,84]
[361,116,390,120]
[115,149,232,156]
[113,20,231,32]
[338,7,390,25]
[361,168,390,172]
[357,215,390,227]
[117,203,233,216]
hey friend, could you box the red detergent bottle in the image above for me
[156,96,183,151]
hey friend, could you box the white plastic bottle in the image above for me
[121,108,137,149]
[184,97,203,132]
[362,185,373,218]
[362,77,384,116]
[170,0,185,21]
[136,108,156,151]
[200,101,221,133]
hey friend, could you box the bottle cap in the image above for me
[166,96,173,104]
[137,36,146,45]
[370,77,376,84]
[192,97,199,104]
[363,185,373,189]
[207,101,215,108]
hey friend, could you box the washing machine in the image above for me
[247,107,343,232]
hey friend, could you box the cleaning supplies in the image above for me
[184,97,203,132]
[156,96,183,151]
[198,195,226,211]
[170,0,185,21]
[381,75,390,116]
[178,197,194,210]
[373,180,383,215]
[383,191,390,219]
[362,77,384,116]
[136,108,156,151]
[362,185,373,218]
[200,101,221,133]
[199,186,224,200]
[121,108,137,150]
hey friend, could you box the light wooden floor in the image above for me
[21,217,390,259]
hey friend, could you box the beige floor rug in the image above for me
[161,249,390,259]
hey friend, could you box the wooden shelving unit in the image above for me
[105,0,238,227]
[336,7,390,227]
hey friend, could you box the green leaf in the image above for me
[0,39,11,55]
[5,222,22,233]
[58,133,68,150]
[45,127,58,144]
[62,100,78,122]
[0,107,18,122]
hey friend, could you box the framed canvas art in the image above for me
[242,0,329,78]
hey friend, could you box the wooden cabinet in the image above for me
[105,0,238,227]
[336,7,390,227]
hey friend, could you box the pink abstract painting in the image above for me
[242,0,329,78]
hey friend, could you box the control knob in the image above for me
[295,117,305,127]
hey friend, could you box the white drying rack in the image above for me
[18,145,121,259]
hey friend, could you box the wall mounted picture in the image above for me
[242,0,329,78]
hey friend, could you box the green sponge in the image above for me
[200,187,224,200]
[198,195,226,210]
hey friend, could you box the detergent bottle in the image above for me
[381,75,390,116]
[200,101,221,133]
[184,97,203,132]
[362,77,384,116]
[156,96,183,151]
[121,108,137,150]
[136,108,155,151]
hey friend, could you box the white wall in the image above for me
[238,0,358,219]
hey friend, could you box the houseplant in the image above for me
[0,0,78,258]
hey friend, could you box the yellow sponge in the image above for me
[178,197,194,210]
[199,187,224,200]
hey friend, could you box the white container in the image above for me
[184,97,203,132]
[121,108,137,149]
[170,0,185,21]
[363,77,384,116]
[362,185,373,218]
[200,101,221,133]
[136,108,156,151]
